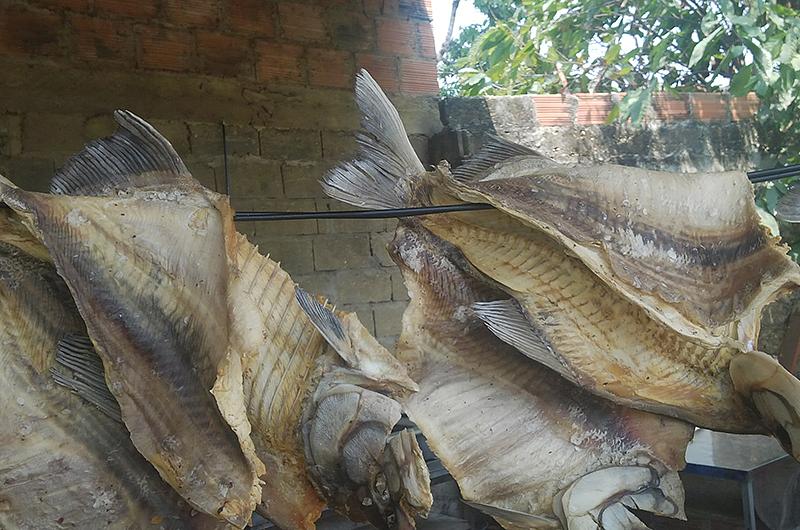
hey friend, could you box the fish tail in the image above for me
[321,69,423,210]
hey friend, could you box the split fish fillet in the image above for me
[0,112,263,526]
[3,110,432,529]
[444,141,800,350]
[0,213,225,530]
[389,220,694,529]
[322,70,800,462]
[227,231,431,529]
[322,69,698,530]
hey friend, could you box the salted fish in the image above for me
[0,212,225,529]
[227,233,431,529]
[322,70,800,461]
[1,110,432,529]
[0,112,263,526]
[444,141,800,351]
[321,69,699,530]
[390,220,693,529]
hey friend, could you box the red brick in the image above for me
[94,0,158,19]
[308,49,354,89]
[730,93,759,121]
[652,93,689,121]
[71,14,134,64]
[399,58,438,95]
[377,18,414,57]
[690,93,729,121]
[576,94,613,125]
[255,41,305,84]
[326,10,373,51]
[357,53,398,93]
[0,4,62,57]
[197,31,252,77]
[226,0,275,36]
[137,26,194,72]
[33,0,91,11]
[417,22,435,58]
[532,94,573,126]
[279,3,327,43]
[164,0,220,28]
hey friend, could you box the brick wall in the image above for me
[0,0,439,348]
[0,0,771,349]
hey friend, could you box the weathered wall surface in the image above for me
[0,0,791,351]
[0,0,439,348]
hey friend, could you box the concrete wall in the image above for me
[0,0,440,348]
[0,0,790,352]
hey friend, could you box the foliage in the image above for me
[440,0,800,257]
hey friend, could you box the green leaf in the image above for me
[689,27,723,67]
[604,43,621,63]
[730,64,753,96]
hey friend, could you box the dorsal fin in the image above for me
[51,334,122,422]
[295,287,349,354]
[452,135,551,182]
[50,110,193,196]
[777,184,800,223]
[322,69,423,209]
[472,299,578,383]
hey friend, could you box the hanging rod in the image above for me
[232,163,800,222]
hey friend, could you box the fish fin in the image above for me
[50,334,123,422]
[452,135,549,182]
[776,184,800,223]
[322,69,422,209]
[295,287,351,358]
[50,110,192,196]
[729,350,800,460]
[296,286,418,391]
[558,466,684,530]
[465,501,561,528]
[472,299,578,383]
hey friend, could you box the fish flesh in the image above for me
[0,110,431,529]
[445,142,800,350]
[0,211,225,529]
[390,220,693,529]
[321,69,699,530]
[227,234,430,529]
[0,112,264,526]
[322,70,800,461]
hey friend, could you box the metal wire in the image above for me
[231,164,800,222]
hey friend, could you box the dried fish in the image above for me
[0,212,225,529]
[389,220,693,529]
[227,230,431,528]
[323,70,800,462]
[322,69,702,530]
[446,140,800,350]
[0,112,263,526]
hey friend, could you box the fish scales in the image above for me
[0,239,225,530]
[420,211,760,433]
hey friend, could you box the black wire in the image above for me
[231,163,800,222]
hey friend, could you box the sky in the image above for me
[431,1,486,54]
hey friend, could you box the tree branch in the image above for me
[438,0,461,60]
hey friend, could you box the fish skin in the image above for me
[0,234,226,530]
[226,233,328,529]
[416,207,764,434]
[388,221,694,528]
[444,155,800,348]
[1,186,262,527]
